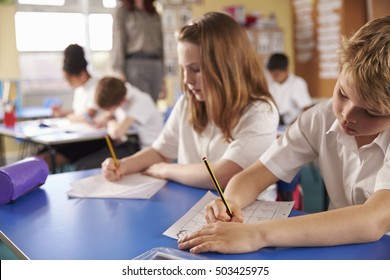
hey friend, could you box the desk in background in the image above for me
[15,107,52,120]
[0,168,389,260]
[0,118,137,173]
[0,107,52,166]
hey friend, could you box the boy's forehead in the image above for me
[339,70,383,113]
[339,71,363,102]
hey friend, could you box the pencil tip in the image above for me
[202,156,207,161]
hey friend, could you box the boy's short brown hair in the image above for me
[339,16,390,115]
[95,77,127,109]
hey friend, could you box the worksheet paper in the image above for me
[164,191,294,239]
[67,173,166,199]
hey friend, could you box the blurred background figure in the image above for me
[266,53,312,125]
[36,44,107,172]
[111,0,164,103]
[73,76,164,170]
[52,44,101,122]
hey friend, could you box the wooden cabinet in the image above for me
[292,0,367,98]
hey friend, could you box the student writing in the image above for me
[37,44,107,171]
[73,77,164,170]
[178,15,390,254]
[102,11,279,199]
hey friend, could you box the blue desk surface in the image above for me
[0,168,389,260]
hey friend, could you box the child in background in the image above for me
[266,53,312,125]
[52,44,100,122]
[37,44,107,171]
[73,77,164,170]
[101,12,279,200]
[178,15,390,254]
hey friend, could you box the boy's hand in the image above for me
[178,222,261,254]
[205,199,243,223]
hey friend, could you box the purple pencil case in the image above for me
[0,157,49,205]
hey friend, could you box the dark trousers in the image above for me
[73,135,140,170]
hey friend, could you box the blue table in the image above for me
[0,168,389,260]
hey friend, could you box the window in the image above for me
[15,12,86,52]
[89,13,113,51]
[18,0,65,5]
[14,0,116,107]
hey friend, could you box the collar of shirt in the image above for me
[326,118,390,156]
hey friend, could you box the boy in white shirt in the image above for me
[74,77,163,170]
[266,53,312,125]
[37,44,106,171]
[178,15,390,254]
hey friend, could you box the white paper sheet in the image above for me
[164,191,294,239]
[67,173,167,199]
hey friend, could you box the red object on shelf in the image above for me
[3,107,16,128]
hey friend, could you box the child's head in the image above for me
[339,15,390,115]
[177,11,272,141]
[266,53,289,84]
[63,44,89,88]
[95,77,127,111]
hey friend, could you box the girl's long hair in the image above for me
[177,12,274,142]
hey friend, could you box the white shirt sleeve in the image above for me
[222,101,279,169]
[152,95,183,159]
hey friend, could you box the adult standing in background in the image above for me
[111,0,164,103]
[266,53,312,125]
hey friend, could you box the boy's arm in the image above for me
[67,108,98,125]
[225,160,279,208]
[107,116,134,140]
[179,189,390,254]
[260,189,390,247]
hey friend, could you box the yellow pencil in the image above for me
[202,156,233,217]
[105,135,119,168]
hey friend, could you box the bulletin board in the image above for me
[292,0,367,99]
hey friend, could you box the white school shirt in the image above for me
[267,73,312,125]
[152,95,279,201]
[114,83,163,148]
[72,77,100,115]
[260,99,390,210]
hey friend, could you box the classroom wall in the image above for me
[191,0,295,71]
[0,2,21,162]
[0,2,19,80]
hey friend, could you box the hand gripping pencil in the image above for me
[202,157,233,217]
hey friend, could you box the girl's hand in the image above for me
[101,157,122,181]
